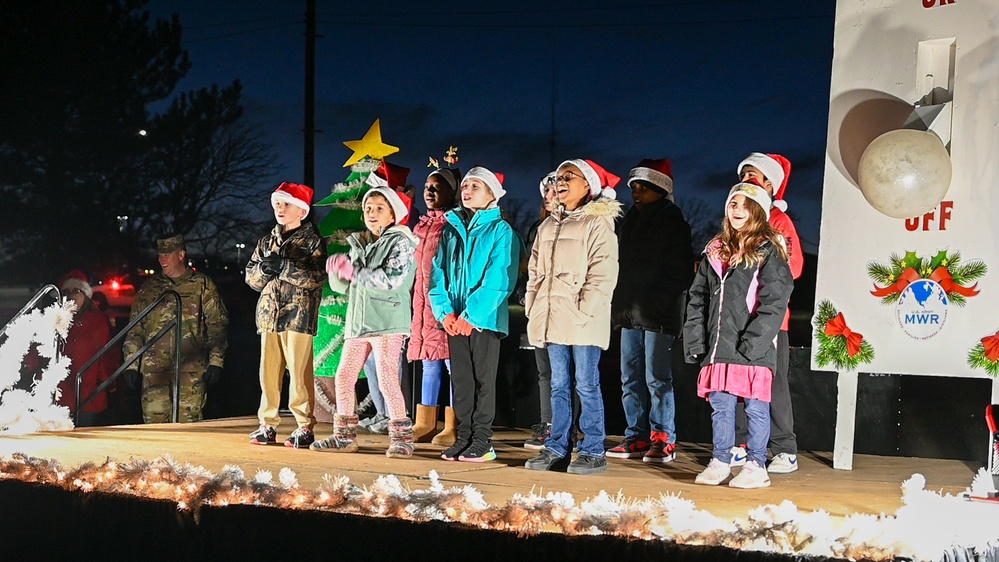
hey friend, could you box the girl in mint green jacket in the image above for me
[429,166,520,463]
[311,187,418,458]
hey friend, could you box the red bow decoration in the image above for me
[981,331,999,363]
[929,267,980,297]
[824,312,864,357]
[870,267,921,297]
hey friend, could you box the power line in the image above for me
[315,13,833,30]
[184,14,302,30]
[319,0,761,18]
[186,22,303,44]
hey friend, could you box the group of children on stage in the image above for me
[242,150,801,490]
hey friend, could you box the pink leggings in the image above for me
[335,334,408,420]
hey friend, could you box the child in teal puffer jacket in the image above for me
[429,166,520,463]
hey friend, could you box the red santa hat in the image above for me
[363,186,412,225]
[558,159,620,200]
[725,178,772,221]
[736,152,791,212]
[628,158,674,196]
[462,166,506,200]
[366,160,411,189]
[271,182,313,216]
[59,270,92,299]
[539,171,556,196]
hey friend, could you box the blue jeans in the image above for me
[420,359,451,406]
[547,344,605,458]
[363,354,387,415]
[708,391,770,466]
[620,329,676,443]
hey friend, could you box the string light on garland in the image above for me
[813,300,875,370]
[968,328,999,378]
[1,453,998,560]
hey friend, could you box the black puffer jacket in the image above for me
[611,199,694,335]
[682,241,792,371]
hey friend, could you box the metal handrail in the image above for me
[74,290,182,425]
[0,284,61,341]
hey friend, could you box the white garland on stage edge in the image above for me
[0,454,996,561]
[0,301,75,434]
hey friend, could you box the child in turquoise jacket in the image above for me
[429,166,519,462]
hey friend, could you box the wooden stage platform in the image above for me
[0,416,991,561]
[0,415,978,521]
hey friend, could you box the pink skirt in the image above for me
[697,362,773,402]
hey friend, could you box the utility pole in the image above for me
[304,0,316,188]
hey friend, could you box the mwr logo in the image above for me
[896,279,948,339]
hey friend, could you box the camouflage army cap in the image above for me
[156,234,186,253]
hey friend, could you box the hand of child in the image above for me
[442,313,459,336]
[452,316,475,336]
[337,258,355,281]
[260,254,283,276]
[325,255,343,274]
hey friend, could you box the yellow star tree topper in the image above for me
[342,119,399,167]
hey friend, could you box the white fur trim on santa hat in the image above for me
[271,191,311,216]
[557,159,606,199]
[725,182,772,221]
[737,153,785,210]
[628,167,674,194]
[60,277,93,299]
[363,186,410,225]
[463,167,506,200]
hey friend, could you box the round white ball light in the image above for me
[857,129,952,219]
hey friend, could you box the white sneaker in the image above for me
[729,461,771,489]
[729,446,747,467]
[695,458,732,486]
[767,453,798,474]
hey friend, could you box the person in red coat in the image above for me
[733,153,804,475]
[408,167,460,444]
[58,270,121,426]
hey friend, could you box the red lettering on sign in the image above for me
[923,0,956,7]
[903,201,953,231]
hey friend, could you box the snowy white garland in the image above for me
[0,453,996,561]
[0,301,75,434]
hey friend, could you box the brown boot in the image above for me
[386,419,415,458]
[412,404,440,443]
[431,406,457,447]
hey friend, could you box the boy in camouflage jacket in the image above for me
[246,182,327,448]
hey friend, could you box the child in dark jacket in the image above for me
[247,182,328,449]
[608,159,693,463]
[683,179,792,489]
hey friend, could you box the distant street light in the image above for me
[116,215,129,233]
[235,243,246,266]
[138,129,147,136]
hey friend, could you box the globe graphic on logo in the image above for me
[895,279,948,339]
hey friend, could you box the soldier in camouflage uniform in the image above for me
[122,235,229,423]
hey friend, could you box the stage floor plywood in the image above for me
[0,416,979,522]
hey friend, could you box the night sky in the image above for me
[147,0,836,252]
